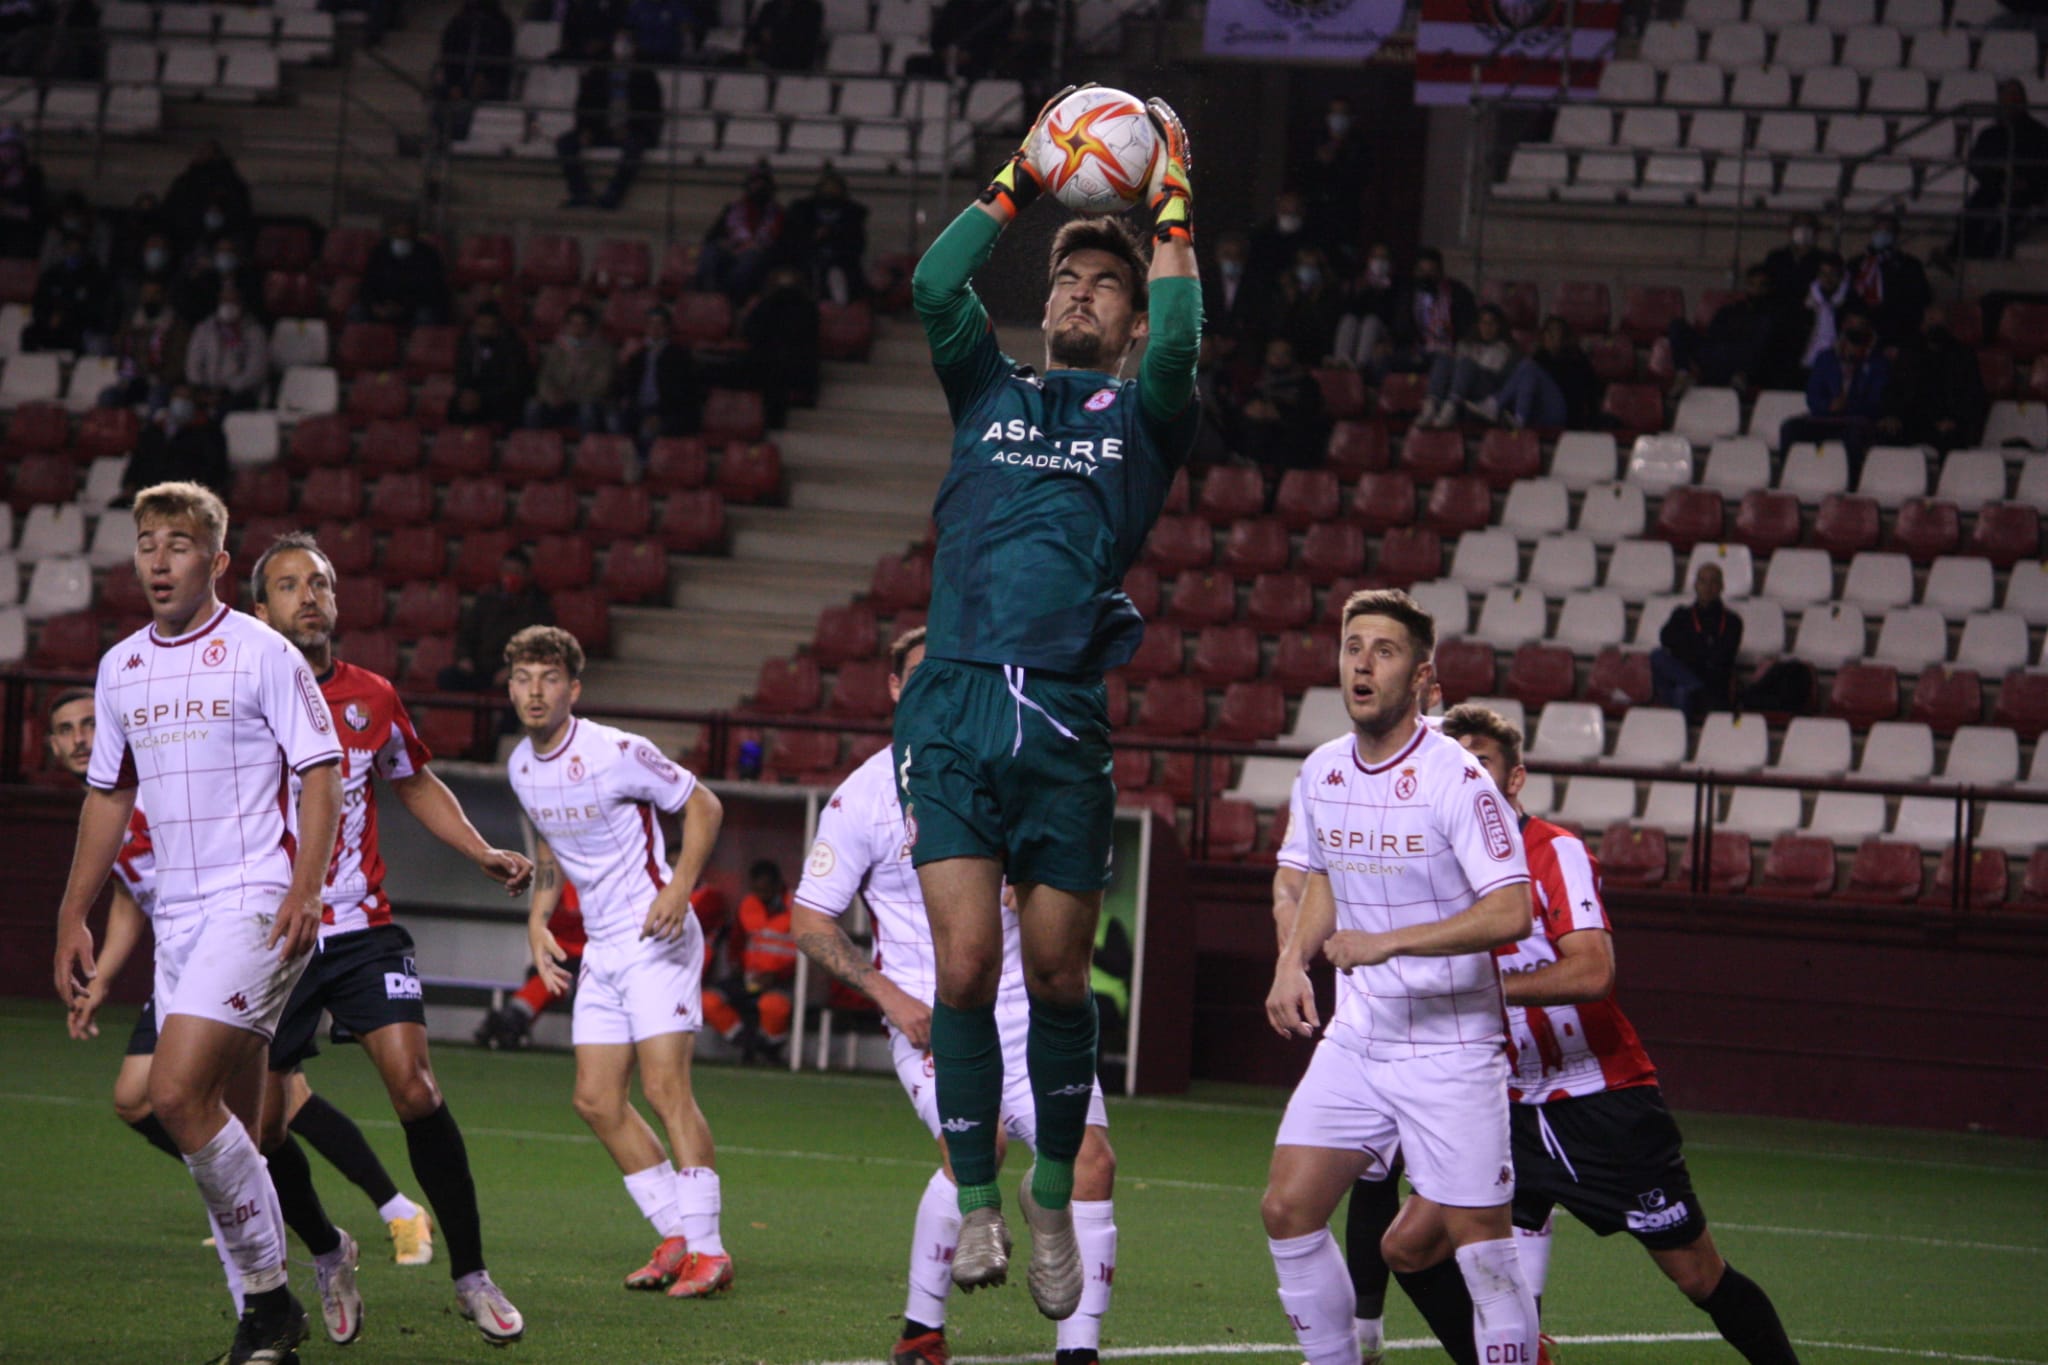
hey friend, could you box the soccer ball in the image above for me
[1029,87,1160,214]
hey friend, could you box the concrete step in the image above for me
[666,554,891,617]
[726,505,927,567]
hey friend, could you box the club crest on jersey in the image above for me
[567,754,587,783]
[807,839,836,879]
[1084,387,1118,412]
[202,638,227,667]
[1394,767,1418,800]
[342,702,371,732]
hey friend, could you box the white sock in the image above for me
[675,1166,724,1256]
[378,1193,422,1223]
[206,1208,245,1314]
[184,1117,289,1296]
[1455,1237,1540,1365]
[624,1163,687,1239]
[1516,1216,1554,1302]
[1357,1316,1385,1359]
[1055,1198,1117,1351]
[905,1168,959,1329]
[1271,1229,1358,1365]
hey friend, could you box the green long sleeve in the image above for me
[1139,274,1202,425]
[911,205,1005,368]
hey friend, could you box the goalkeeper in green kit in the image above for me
[892,86,1200,1321]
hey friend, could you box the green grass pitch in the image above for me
[0,998,2042,1364]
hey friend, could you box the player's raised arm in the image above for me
[1137,96,1200,429]
[393,766,534,894]
[52,784,138,1005]
[642,783,723,943]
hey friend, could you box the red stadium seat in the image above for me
[1196,465,1265,524]
[1298,522,1366,584]
[1245,572,1313,631]
[453,233,515,288]
[672,291,734,345]
[101,563,148,622]
[521,234,584,289]
[403,325,459,381]
[1214,681,1286,742]
[657,241,700,297]
[1131,675,1207,737]
[1551,280,1612,336]
[532,534,595,593]
[391,580,459,637]
[1190,624,1261,686]
[1888,498,1961,564]
[1847,838,1923,901]
[704,392,768,446]
[1273,628,1337,690]
[717,440,782,503]
[645,436,709,491]
[2028,354,2048,403]
[601,538,669,602]
[236,516,296,561]
[1731,490,1802,552]
[754,657,822,713]
[1377,372,1427,418]
[1504,643,1577,709]
[232,464,293,517]
[1585,335,1636,385]
[1970,502,2040,568]
[367,470,434,527]
[297,466,363,521]
[512,480,580,537]
[450,528,516,590]
[870,550,933,612]
[1371,527,1443,586]
[1653,486,1725,551]
[1221,517,1291,577]
[1691,289,1740,331]
[1400,427,1465,479]
[412,704,482,761]
[825,658,894,719]
[345,372,410,426]
[334,576,387,630]
[1162,468,1190,514]
[1944,297,1983,347]
[1995,300,2048,361]
[1353,471,1417,533]
[501,429,567,484]
[1312,368,1368,419]
[811,602,879,666]
[589,237,651,294]
[600,288,658,345]
[335,322,399,379]
[1993,669,2048,742]
[1273,469,1339,530]
[319,227,376,281]
[1423,475,1493,534]
[1486,279,1540,332]
[1585,647,1653,716]
[1599,383,1663,435]
[659,489,726,552]
[326,274,361,320]
[1599,824,1668,887]
[1158,751,1228,802]
[1326,418,1391,477]
[571,433,634,490]
[341,628,399,680]
[1433,639,1497,704]
[1476,428,1542,487]
[1143,514,1213,572]
[1909,665,1982,734]
[404,632,456,689]
[526,284,583,343]
[1813,494,1881,558]
[361,418,423,474]
[763,728,841,782]
[1204,799,1260,861]
[1828,662,1901,728]
[553,587,611,656]
[441,477,507,532]
[1165,571,1238,627]
[1620,285,1685,345]
[0,257,40,309]
[1122,564,1160,619]
[585,484,652,544]
[1683,830,1751,893]
[416,374,456,432]
[6,401,67,455]
[287,412,351,469]
[1123,623,1184,680]
[76,407,138,460]
[33,611,103,669]
[1111,747,1153,792]
[1978,348,2015,399]
[1933,846,2008,909]
[818,300,875,360]
[378,525,446,585]
[429,426,494,478]
[2017,850,2048,912]
[1759,834,1837,897]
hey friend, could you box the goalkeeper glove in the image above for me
[978,82,1096,217]
[1144,96,1193,244]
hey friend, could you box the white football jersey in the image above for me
[793,745,1026,1019]
[1280,722,1530,1061]
[508,718,701,948]
[88,605,341,912]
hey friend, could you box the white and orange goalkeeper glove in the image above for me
[1144,96,1192,244]
[978,82,1095,217]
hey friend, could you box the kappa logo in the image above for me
[674,1003,690,1017]
[567,754,587,784]
[1463,767,1481,781]
[1496,1164,1513,1187]
[225,991,250,1013]
[1323,768,1346,786]
[938,1117,981,1134]
[1084,387,1118,412]
[123,653,144,671]
[829,796,842,809]
[202,638,228,667]
[1394,767,1418,801]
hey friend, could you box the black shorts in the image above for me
[125,998,158,1057]
[1510,1086,1707,1250]
[269,924,426,1072]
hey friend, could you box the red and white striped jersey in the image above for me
[113,803,162,922]
[315,661,431,937]
[508,718,700,948]
[1495,817,1658,1103]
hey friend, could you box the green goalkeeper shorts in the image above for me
[891,657,1116,893]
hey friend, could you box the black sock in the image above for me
[264,1135,342,1258]
[244,1283,293,1318]
[290,1092,401,1209]
[403,1103,485,1280]
[1054,1351,1099,1365]
[1344,1173,1401,1317]
[1393,1257,1479,1365]
[902,1319,941,1340]
[128,1114,184,1161]
[1699,1262,1801,1365]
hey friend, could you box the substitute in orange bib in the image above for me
[702,860,797,1063]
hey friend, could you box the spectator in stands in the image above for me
[1782,317,1893,481]
[162,140,253,255]
[1273,246,1346,370]
[1666,265,1787,392]
[1760,211,1823,311]
[432,0,515,142]
[1329,242,1399,374]
[612,303,699,447]
[906,0,1008,79]
[557,32,664,210]
[453,301,533,426]
[185,279,270,412]
[1417,303,1517,429]
[1848,213,1931,349]
[0,125,48,259]
[172,232,264,327]
[356,215,451,326]
[541,0,623,58]
[438,549,556,692]
[779,170,867,306]
[1202,230,1268,347]
[624,0,700,64]
[1887,303,1986,454]
[528,303,616,430]
[1650,562,1742,722]
[104,277,189,412]
[1945,79,2048,262]
[109,191,171,284]
[121,385,231,503]
[1292,96,1369,266]
[1189,331,1240,466]
[24,228,112,354]
[732,264,818,426]
[1225,335,1329,473]
[1484,315,1597,431]
[1247,190,1316,295]
[1388,246,1475,374]
[1797,251,1862,372]
[696,166,783,302]
[743,0,822,70]
[48,192,107,267]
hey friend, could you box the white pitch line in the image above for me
[1720,1221,2047,1256]
[813,1334,2048,1365]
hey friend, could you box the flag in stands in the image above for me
[1201,0,1405,61]
[1414,0,1619,104]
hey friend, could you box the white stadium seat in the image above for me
[79,457,127,511]
[1840,27,1900,72]
[1448,529,1520,588]
[1975,804,2042,854]
[1695,713,1772,771]
[1751,391,1812,452]
[1922,555,1996,619]
[1474,586,1549,649]
[1555,591,1627,656]
[1859,720,1936,782]
[1761,547,1835,606]
[1664,63,1727,106]
[1,351,60,405]
[1730,67,1795,108]
[1674,388,1742,443]
[837,78,897,119]
[1776,438,1849,497]
[1684,542,1755,598]
[1935,448,2008,511]
[87,506,135,567]
[1502,480,1572,539]
[1866,69,1930,112]
[774,75,833,116]
[1577,481,1648,544]
[1551,431,1617,490]
[1724,786,1804,838]
[1955,611,2030,673]
[1751,0,1810,27]
[1873,606,1949,668]
[1526,534,1598,593]
[1805,792,1886,844]
[224,411,280,467]
[1560,776,1639,828]
[1634,594,1688,649]
[1842,551,1916,614]
[1732,597,1786,662]
[1891,795,1957,843]
[1554,107,1613,147]
[1611,707,1689,767]
[1606,539,1676,601]
[2003,560,2048,624]
[23,554,91,620]
[1774,716,1855,777]
[1773,24,1836,70]
[1942,726,2021,786]
[1790,600,1867,668]
[0,604,23,664]
[1706,23,1769,66]
[1639,20,1699,66]
[1530,702,1607,763]
[1982,402,2047,451]
[1500,149,1569,199]
[65,357,121,413]
[1597,60,1658,104]
[1408,580,1472,638]
[220,48,281,99]
[1702,437,1772,494]
[1856,445,1929,507]
[0,551,15,605]
[277,365,338,421]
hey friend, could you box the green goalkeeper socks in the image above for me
[1025,994,1099,1211]
[930,1000,1004,1213]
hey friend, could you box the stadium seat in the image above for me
[1272,630,1337,691]
[23,555,91,621]
[1221,518,1290,576]
[1891,498,1962,563]
[1732,597,1787,664]
[1527,535,1597,594]
[1529,702,1605,762]
[1599,824,1668,887]
[1890,794,1958,846]
[1940,724,2018,787]
[1996,301,2048,362]
[4,402,64,460]
[358,418,423,475]
[1502,479,1571,540]
[1827,660,1899,727]
[76,407,138,462]
[1577,482,1649,546]
[511,480,579,538]
[1956,611,2030,674]
[1844,838,1922,902]
[332,575,387,631]
[1130,675,1206,737]
[589,238,652,295]
[391,580,459,638]
[1434,639,1497,704]
[869,550,933,613]
[1448,529,1520,589]
[344,372,410,426]
[1995,671,2048,743]
[1503,643,1577,709]
[1123,565,1160,620]
[1672,387,1741,444]
[569,433,633,490]
[1601,384,1663,436]
[1774,716,1854,777]
[1353,472,1418,533]
[754,657,822,714]
[1722,786,1803,839]
[31,610,102,669]
[2006,560,2048,624]
[703,386,770,448]
[1313,368,1368,419]
[1694,712,1771,771]
[1971,502,2041,568]
[378,525,446,586]
[1982,400,2048,451]
[659,489,726,553]
[1551,281,1611,336]
[1145,515,1213,572]
[1326,419,1391,477]
[1245,573,1313,632]
[1932,846,2007,909]
[521,234,585,289]
[527,285,583,343]
[1424,476,1493,535]
[586,485,653,545]
[601,539,669,603]
[335,323,399,379]
[1550,431,1617,490]
[1604,539,1675,600]
[1555,591,1626,657]
[1909,665,1983,734]
[1610,706,1688,769]
[1204,799,1261,860]
[1813,494,1881,557]
[645,436,709,492]
[1475,431,1542,493]
[1653,487,1725,551]
[1856,445,1928,508]
[1924,555,1995,620]
[1405,581,1469,638]
[811,603,879,667]
[453,234,515,288]
[824,658,894,721]
[1195,465,1264,524]
[1372,527,1443,586]
[1559,776,1637,830]
[1621,286,1686,346]
[1298,523,1365,583]
[1190,625,1262,687]
[1732,490,1803,552]
[1401,428,1466,480]
[1376,372,1427,418]
[501,429,567,484]
[1165,571,1237,627]
[401,325,459,382]
[1858,720,1937,784]
[1701,437,1771,496]
[298,467,363,522]
[1777,438,1849,497]
[1977,800,2044,854]
[1273,469,1339,530]
[818,301,875,361]
[1873,606,1949,669]
[1760,547,1834,608]
[367,471,434,528]
[1759,834,1837,896]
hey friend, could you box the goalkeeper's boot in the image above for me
[454,1271,524,1345]
[952,1206,1011,1291]
[1019,1168,1082,1321]
[890,1328,950,1365]
[626,1235,691,1290]
[387,1208,433,1266]
[227,1285,310,1365]
[313,1228,363,1345]
[666,1250,734,1299]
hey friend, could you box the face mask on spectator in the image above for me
[1792,226,1815,248]
[1219,258,1243,281]
[169,396,196,424]
[1276,213,1303,234]
[391,237,414,258]
[204,209,226,233]
[215,251,238,274]
[1294,264,1322,290]
[500,570,529,593]
[1871,229,1895,251]
[613,37,633,60]
[1327,113,1351,136]
[218,302,241,323]
[144,245,169,272]
[1366,257,1392,286]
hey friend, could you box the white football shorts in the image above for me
[889,1005,1109,1145]
[156,891,316,1040]
[572,922,705,1047]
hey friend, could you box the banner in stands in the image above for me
[1414,0,1619,104]
[1201,0,1405,61]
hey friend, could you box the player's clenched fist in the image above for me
[478,847,535,895]
[1324,930,1399,971]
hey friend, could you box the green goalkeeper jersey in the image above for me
[911,207,1202,679]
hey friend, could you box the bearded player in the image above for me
[895,85,1197,1319]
